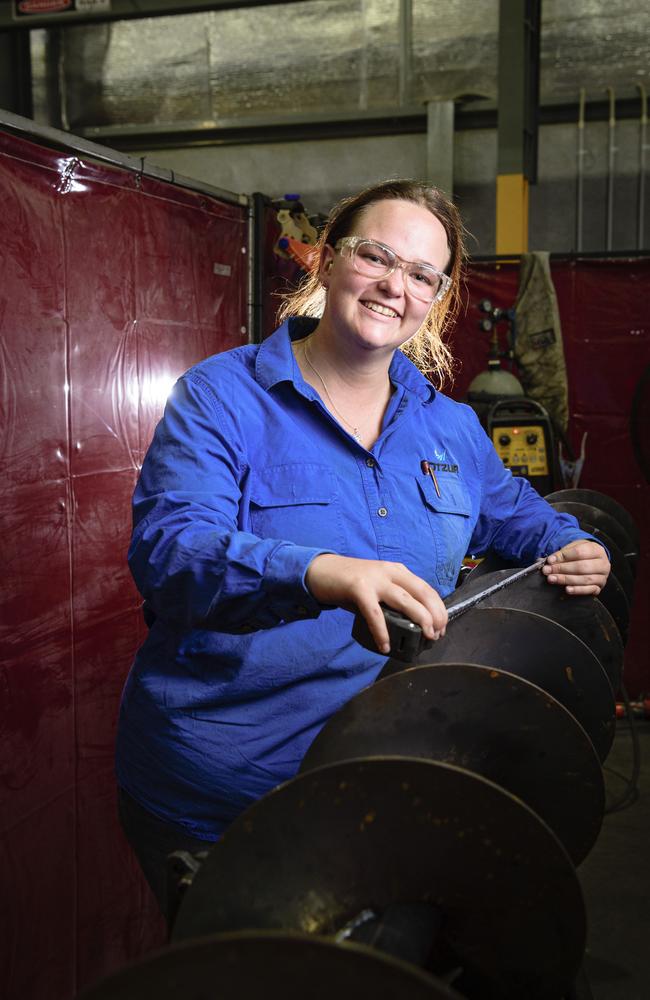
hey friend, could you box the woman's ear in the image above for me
[319,245,335,286]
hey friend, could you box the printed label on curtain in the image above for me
[213,263,233,277]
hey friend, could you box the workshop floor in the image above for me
[579,718,649,999]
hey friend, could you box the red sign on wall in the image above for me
[13,0,110,17]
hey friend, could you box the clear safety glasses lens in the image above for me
[338,238,449,303]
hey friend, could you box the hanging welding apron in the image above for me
[514,252,569,434]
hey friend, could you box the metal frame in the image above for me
[79,106,428,149]
[0,107,247,205]
[497,0,540,182]
[472,250,650,262]
[0,1,293,31]
[250,191,268,344]
[66,98,648,152]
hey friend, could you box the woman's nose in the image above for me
[377,264,406,296]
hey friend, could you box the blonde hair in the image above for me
[277,179,467,388]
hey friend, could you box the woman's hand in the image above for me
[306,553,448,655]
[542,540,611,595]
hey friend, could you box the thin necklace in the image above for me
[301,338,365,443]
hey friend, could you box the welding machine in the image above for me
[466,299,560,496]
[487,397,558,496]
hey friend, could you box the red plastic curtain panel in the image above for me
[0,128,248,1000]
[450,258,650,696]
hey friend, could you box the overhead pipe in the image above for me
[425,100,454,195]
[398,0,413,107]
[576,88,586,252]
[359,0,370,111]
[637,84,647,250]
[606,87,616,251]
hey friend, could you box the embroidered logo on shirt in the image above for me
[430,462,459,474]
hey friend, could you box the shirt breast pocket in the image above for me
[249,463,345,551]
[417,475,472,587]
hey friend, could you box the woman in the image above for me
[116,179,609,915]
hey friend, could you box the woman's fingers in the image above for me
[305,554,447,654]
[542,540,611,595]
[545,576,603,595]
[385,576,448,636]
[353,595,394,653]
[355,583,447,654]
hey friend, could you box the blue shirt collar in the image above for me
[256,317,436,403]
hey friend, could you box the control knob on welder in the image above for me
[526,432,538,445]
[499,434,511,446]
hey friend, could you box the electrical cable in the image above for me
[603,683,642,813]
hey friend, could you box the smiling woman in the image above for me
[289,196,452,450]
[115,178,611,920]
[278,179,465,382]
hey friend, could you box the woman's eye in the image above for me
[411,270,434,286]
[362,251,388,266]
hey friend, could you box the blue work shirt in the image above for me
[115,317,593,840]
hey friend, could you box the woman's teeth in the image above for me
[362,301,399,318]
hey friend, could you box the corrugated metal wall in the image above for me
[29,0,649,129]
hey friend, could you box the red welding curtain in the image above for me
[448,258,650,696]
[0,129,248,999]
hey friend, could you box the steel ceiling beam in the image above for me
[0,0,294,31]
[495,0,541,254]
[70,97,645,152]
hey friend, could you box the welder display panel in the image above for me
[492,424,549,475]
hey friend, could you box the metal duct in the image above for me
[29,0,649,132]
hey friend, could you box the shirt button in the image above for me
[366,458,375,468]
[377,507,388,517]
